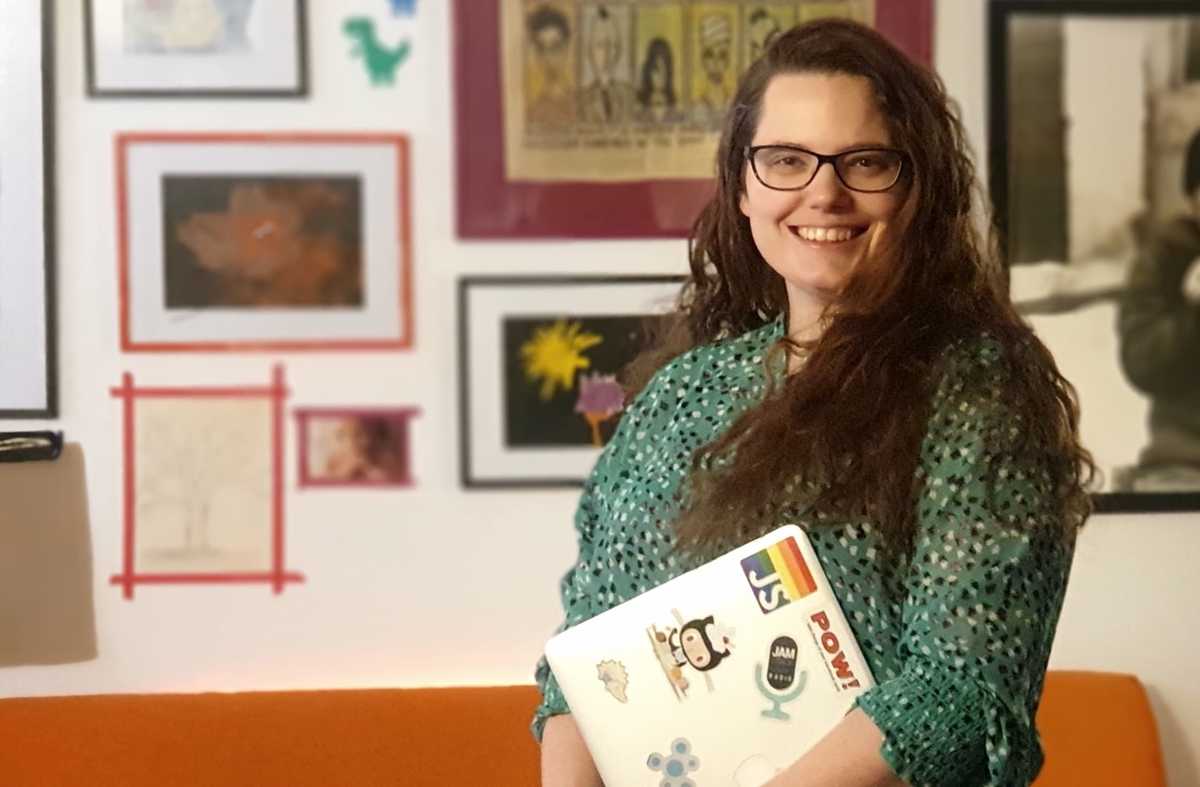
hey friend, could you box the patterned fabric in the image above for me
[532,318,1075,787]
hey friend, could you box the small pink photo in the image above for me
[295,408,419,489]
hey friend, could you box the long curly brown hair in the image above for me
[624,19,1095,561]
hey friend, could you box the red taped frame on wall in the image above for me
[109,366,303,599]
[295,407,421,489]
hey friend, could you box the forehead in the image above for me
[752,72,891,148]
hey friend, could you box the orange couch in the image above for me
[0,671,1165,786]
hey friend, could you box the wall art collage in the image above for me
[3,0,426,600]
[8,0,1190,610]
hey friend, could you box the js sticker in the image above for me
[740,537,818,614]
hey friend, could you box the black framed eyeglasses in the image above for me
[745,144,907,193]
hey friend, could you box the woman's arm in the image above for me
[766,708,906,787]
[541,714,604,787]
[779,340,1075,786]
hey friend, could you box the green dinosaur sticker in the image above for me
[343,17,411,86]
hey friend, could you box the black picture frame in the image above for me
[989,0,1200,513]
[0,0,57,418]
[458,275,684,489]
[83,0,309,99]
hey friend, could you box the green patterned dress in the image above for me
[533,317,1075,787]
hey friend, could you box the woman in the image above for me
[535,19,1093,787]
[635,37,678,123]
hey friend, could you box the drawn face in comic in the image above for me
[528,6,571,92]
[587,7,623,82]
[637,37,675,115]
[748,9,781,61]
[699,14,732,85]
[646,40,672,93]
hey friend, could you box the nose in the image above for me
[803,160,853,210]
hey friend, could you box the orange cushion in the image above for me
[0,686,542,787]
[0,673,1167,785]
[1034,670,1167,786]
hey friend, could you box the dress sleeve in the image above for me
[852,341,1076,786]
[530,471,608,742]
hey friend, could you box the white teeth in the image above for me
[795,226,859,243]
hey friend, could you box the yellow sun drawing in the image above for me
[520,319,603,400]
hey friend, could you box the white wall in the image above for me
[0,1,1196,785]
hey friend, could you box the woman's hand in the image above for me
[540,714,604,787]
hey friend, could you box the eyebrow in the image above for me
[753,141,894,152]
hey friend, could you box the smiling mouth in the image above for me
[789,225,868,243]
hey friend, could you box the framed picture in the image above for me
[108,367,303,599]
[459,275,683,488]
[0,0,57,417]
[453,0,933,239]
[295,407,420,489]
[116,132,413,353]
[989,0,1200,512]
[84,0,308,98]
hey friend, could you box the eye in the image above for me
[765,151,808,169]
[849,155,883,169]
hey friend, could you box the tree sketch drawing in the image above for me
[134,398,272,572]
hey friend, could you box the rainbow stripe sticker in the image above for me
[740,537,818,614]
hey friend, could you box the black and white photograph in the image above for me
[0,0,56,417]
[458,275,681,488]
[990,0,1200,511]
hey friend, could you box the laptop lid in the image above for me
[545,525,875,787]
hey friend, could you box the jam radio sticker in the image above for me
[807,610,864,691]
[647,609,735,700]
[754,635,807,720]
[740,536,818,614]
[596,659,629,703]
[646,738,700,786]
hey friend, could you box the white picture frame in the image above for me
[0,0,56,417]
[84,0,308,97]
[116,133,413,352]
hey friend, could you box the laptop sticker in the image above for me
[740,536,818,615]
[647,609,735,699]
[646,737,700,786]
[808,610,864,690]
[596,659,630,703]
[755,635,807,720]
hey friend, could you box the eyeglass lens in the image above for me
[751,147,902,192]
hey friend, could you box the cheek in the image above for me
[741,182,798,225]
[866,192,903,222]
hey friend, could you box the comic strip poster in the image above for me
[501,0,874,182]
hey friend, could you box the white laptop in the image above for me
[544,525,874,787]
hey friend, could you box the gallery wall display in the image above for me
[294,407,420,489]
[990,0,1200,513]
[453,0,933,238]
[116,132,413,352]
[84,0,308,98]
[109,367,303,599]
[459,275,683,488]
[0,0,57,417]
